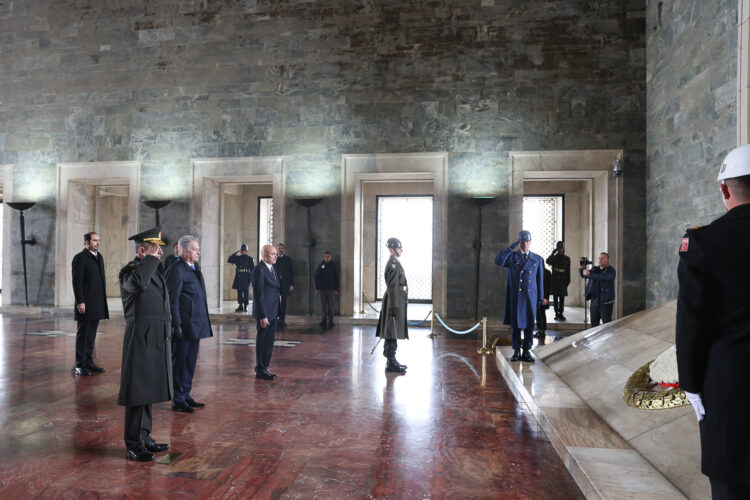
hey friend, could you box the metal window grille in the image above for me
[258,197,273,258]
[522,196,563,261]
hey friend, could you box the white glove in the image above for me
[684,391,705,422]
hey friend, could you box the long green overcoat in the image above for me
[375,255,409,340]
[117,255,173,406]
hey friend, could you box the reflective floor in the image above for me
[0,314,582,498]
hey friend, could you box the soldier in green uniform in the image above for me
[375,238,409,373]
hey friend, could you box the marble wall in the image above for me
[0,0,647,315]
[646,0,738,306]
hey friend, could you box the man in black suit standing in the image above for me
[165,235,213,413]
[71,232,109,376]
[251,244,280,380]
[274,243,294,328]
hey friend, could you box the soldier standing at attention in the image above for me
[546,241,570,321]
[375,238,408,374]
[495,230,544,362]
[228,244,255,312]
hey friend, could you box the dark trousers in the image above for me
[75,320,99,366]
[124,404,152,451]
[536,306,547,332]
[237,288,249,306]
[383,338,398,358]
[255,318,277,371]
[172,339,200,404]
[319,289,335,322]
[710,478,750,499]
[512,328,534,351]
[279,294,289,322]
[553,295,565,316]
[590,300,613,327]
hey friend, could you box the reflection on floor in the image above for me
[0,313,583,498]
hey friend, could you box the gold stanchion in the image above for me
[477,317,493,355]
[427,310,436,339]
[360,292,366,315]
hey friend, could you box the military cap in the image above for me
[240,243,248,251]
[386,237,402,249]
[128,227,165,246]
[519,230,532,242]
[556,240,564,249]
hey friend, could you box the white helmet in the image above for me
[718,144,750,181]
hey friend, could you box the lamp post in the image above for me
[294,197,323,316]
[6,202,37,306]
[143,199,171,227]
[470,196,494,321]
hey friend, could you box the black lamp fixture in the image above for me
[470,196,495,321]
[143,199,171,227]
[294,197,323,316]
[6,201,37,306]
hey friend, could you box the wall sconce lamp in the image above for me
[143,199,171,227]
[470,196,495,321]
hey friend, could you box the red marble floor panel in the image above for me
[0,315,583,499]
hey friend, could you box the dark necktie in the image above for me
[524,253,528,262]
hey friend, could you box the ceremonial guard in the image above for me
[117,228,171,462]
[546,241,570,320]
[375,238,408,374]
[495,230,544,362]
[227,244,255,312]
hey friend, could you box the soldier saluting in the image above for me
[227,243,254,312]
[375,238,409,374]
[546,241,570,321]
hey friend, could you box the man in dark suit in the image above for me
[314,251,339,328]
[71,232,109,375]
[251,244,281,380]
[274,243,294,328]
[677,144,750,498]
[164,242,179,270]
[165,235,213,413]
[118,228,171,462]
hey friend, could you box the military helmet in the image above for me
[556,241,564,250]
[386,237,402,249]
[718,144,750,181]
[240,243,248,251]
[518,230,532,242]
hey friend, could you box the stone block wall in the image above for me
[645,0,737,306]
[0,0,647,316]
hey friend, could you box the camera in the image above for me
[580,257,592,267]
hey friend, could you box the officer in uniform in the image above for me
[375,238,408,373]
[495,230,544,362]
[546,241,570,320]
[117,228,171,462]
[228,244,255,312]
[677,145,750,499]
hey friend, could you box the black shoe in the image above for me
[521,351,535,363]
[534,331,545,338]
[319,320,327,327]
[254,369,276,380]
[145,441,169,453]
[171,402,194,413]
[126,448,154,462]
[235,305,244,312]
[185,398,205,408]
[73,365,91,376]
[385,358,406,373]
[510,350,521,362]
[243,305,248,312]
[327,321,334,328]
[392,358,408,370]
[86,363,105,374]
[559,315,566,321]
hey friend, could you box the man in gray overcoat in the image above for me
[375,237,408,374]
[117,228,172,462]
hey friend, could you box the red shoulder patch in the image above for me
[679,237,689,252]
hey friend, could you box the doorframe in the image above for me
[0,165,13,306]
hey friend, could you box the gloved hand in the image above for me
[684,391,705,422]
[511,240,520,249]
[172,329,183,342]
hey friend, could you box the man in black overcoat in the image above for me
[165,235,213,413]
[273,243,294,328]
[251,244,281,380]
[117,228,171,462]
[314,251,339,328]
[227,243,254,312]
[677,145,750,499]
[71,232,109,375]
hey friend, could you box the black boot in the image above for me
[510,350,521,362]
[520,350,535,363]
[385,357,406,373]
[392,357,408,370]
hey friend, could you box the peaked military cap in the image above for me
[128,227,165,246]
[240,243,248,251]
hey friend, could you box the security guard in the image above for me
[495,230,544,362]
[227,244,255,312]
[546,241,570,320]
[375,237,408,373]
[677,144,750,499]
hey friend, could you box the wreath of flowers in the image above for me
[622,346,689,410]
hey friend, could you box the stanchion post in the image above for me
[477,316,492,355]
[427,310,436,339]
[360,291,366,315]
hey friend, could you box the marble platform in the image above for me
[497,300,710,499]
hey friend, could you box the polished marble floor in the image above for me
[0,314,583,499]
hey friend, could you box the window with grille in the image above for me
[376,196,433,302]
[522,195,563,260]
[258,197,273,258]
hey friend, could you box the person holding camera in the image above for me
[546,241,571,320]
[579,253,616,326]
[495,230,544,362]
